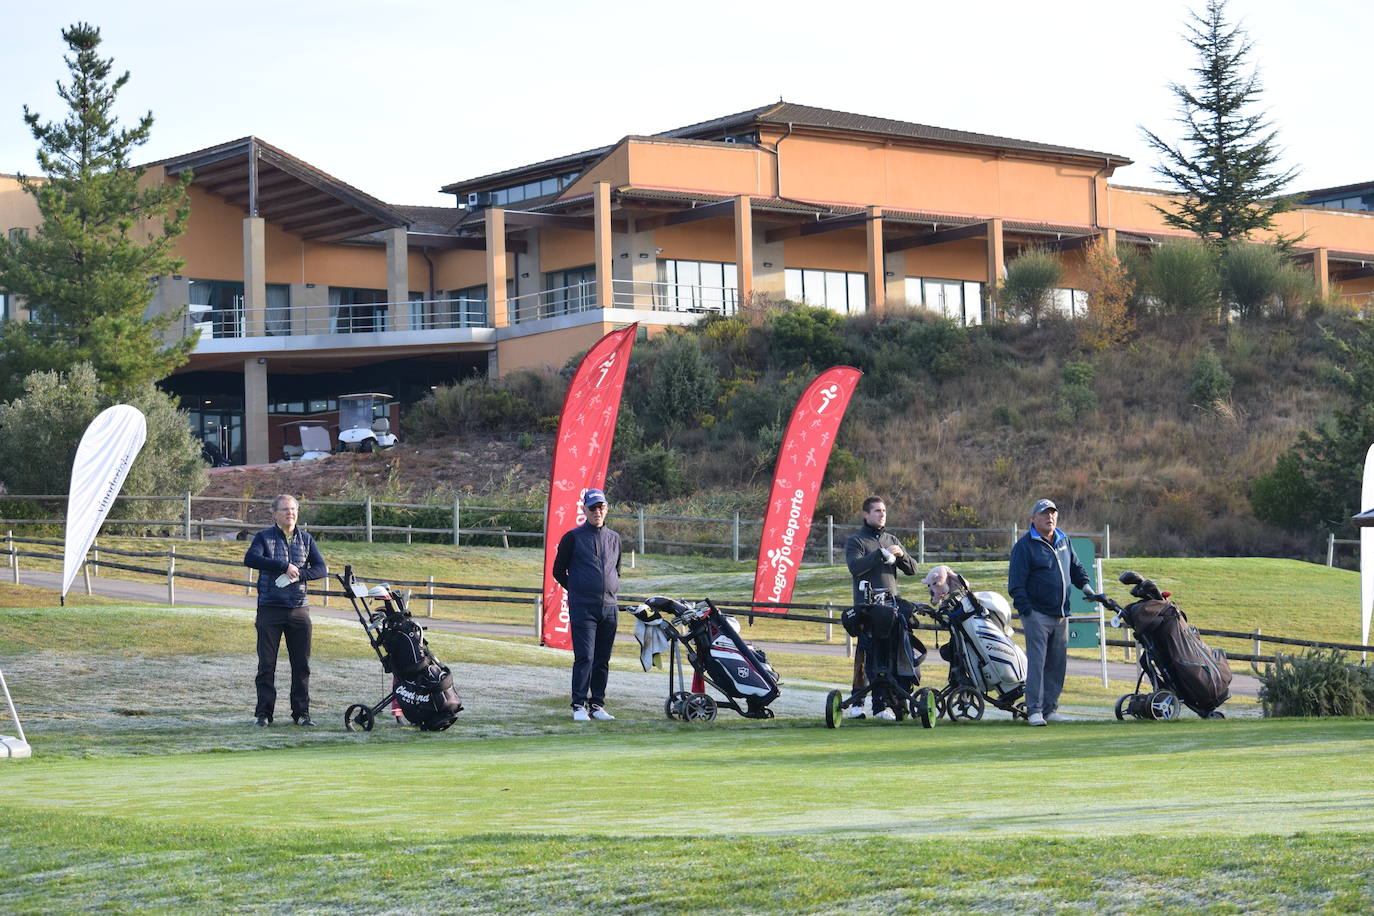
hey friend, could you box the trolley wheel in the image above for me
[1114,694,1133,721]
[1148,690,1180,721]
[911,688,938,729]
[1012,702,1028,721]
[682,693,717,722]
[665,690,692,721]
[935,686,952,721]
[1206,709,1226,720]
[825,689,843,728]
[344,704,374,732]
[946,687,985,721]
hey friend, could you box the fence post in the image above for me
[167,546,176,606]
[184,492,192,541]
[534,594,543,642]
[918,520,925,565]
[1327,533,1335,567]
[1252,627,1261,657]
[825,601,833,642]
[92,539,99,578]
[83,558,92,595]
[1012,523,1019,552]
[827,515,834,566]
[1103,524,1110,560]
[8,530,16,585]
[452,497,461,547]
[365,495,374,544]
[247,569,254,596]
[732,511,740,563]
[637,507,646,555]
[406,525,413,545]
[427,575,435,618]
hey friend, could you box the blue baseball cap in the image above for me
[582,488,607,507]
[1030,498,1058,516]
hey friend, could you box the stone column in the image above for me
[485,208,508,328]
[594,181,614,308]
[243,217,267,336]
[244,357,269,466]
[385,227,409,331]
[866,206,885,313]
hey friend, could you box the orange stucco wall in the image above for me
[657,220,738,262]
[431,249,489,292]
[563,144,631,198]
[626,140,770,196]
[497,323,617,374]
[541,228,595,274]
[902,239,989,282]
[0,175,39,232]
[784,231,868,272]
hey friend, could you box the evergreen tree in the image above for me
[1142,0,1298,244]
[0,22,193,401]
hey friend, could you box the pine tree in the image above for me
[1142,0,1298,244]
[0,22,193,401]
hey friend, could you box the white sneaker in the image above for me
[1046,711,1070,723]
[843,705,866,719]
[572,706,590,722]
[875,708,897,721]
[1027,712,1047,726]
[590,706,615,721]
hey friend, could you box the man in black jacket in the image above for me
[552,488,622,722]
[243,494,327,727]
[844,496,918,720]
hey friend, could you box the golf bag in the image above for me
[339,565,463,732]
[1121,598,1231,717]
[920,572,1027,721]
[824,587,937,728]
[634,596,781,721]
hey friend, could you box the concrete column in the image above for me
[244,357,269,465]
[753,238,786,301]
[385,227,408,331]
[485,208,508,328]
[243,217,266,337]
[516,230,541,301]
[1312,247,1330,299]
[594,181,613,308]
[884,251,907,305]
[985,218,1005,320]
[866,206,885,313]
[290,283,328,335]
[1101,227,1118,252]
[735,196,754,309]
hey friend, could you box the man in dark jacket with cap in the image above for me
[1008,498,1090,726]
[243,494,327,727]
[553,488,621,722]
[845,496,918,720]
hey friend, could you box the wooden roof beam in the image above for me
[634,199,737,231]
[884,221,988,252]
[765,212,870,244]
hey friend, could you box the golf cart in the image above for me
[337,393,399,453]
[281,421,333,462]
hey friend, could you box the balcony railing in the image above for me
[182,297,491,341]
[506,279,738,325]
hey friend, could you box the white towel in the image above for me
[634,619,672,671]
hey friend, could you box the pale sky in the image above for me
[1,0,1367,207]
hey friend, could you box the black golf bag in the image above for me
[339,565,463,732]
[824,589,937,728]
[1121,598,1231,717]
[634,596,781,721]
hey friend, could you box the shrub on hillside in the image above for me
[1188,347,1234,406]
[1055,360,1097,421]
[1220,242,1286,320]
[404,378,539,440]
[645,331,719,441]
[1256,649,1374,717]
[0,363,206,518]
[997,248,1062,325]
[615,444,691,504]
[1146,239,1219,320]
[765,305,850,370]
[1078,239,1135,351]
[1249,454,1317,531]
[859,313,973,383]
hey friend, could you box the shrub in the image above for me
[1220,242,1286,320]
[998,248,1062,325]
[1147,239,1219,320]
[765,305,849,370]
[616,444,691,504]
[403,377,540,441]
[1055,360,1097,421]
[1249,453,1317,531]
[1078,239,1135,351]
[645,331,719,441]
[0,363,206,521]
[1255,649,1374,717]
[1188,347,1234,406]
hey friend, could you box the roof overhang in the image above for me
[157,138,408,241]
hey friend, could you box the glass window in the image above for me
[265,283,290,336]
[785,267,867,313]
[656,259,739,312]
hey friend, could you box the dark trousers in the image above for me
[570,604,617,708]
[255,605,312,721]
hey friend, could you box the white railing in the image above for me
[507,282,599,324]
[610,278,739,315]
[182,298,490,341]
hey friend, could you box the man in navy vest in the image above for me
[243,494,327,727]
[1008,498,1090,726]
[552,488,622,722]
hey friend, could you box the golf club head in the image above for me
[1118,570,1143,586]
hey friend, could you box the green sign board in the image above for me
[1066,536,1101,648]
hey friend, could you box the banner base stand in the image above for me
[0,735,32,759]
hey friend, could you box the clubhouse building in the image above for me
[4,100,1374,465]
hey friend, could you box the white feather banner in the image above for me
[1362,443,1374,651]
[61,405,147,599]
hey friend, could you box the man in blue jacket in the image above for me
[243,494,327,727]
[552,488,621,722]
[1007,498,1090,726]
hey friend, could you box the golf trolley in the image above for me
[338,565,462,732]
[631,596,780,722]
[917,573,1028,722]
[1084,570,1231,721]
[824,585,938,729]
